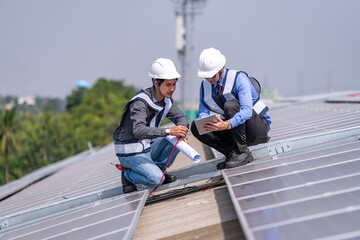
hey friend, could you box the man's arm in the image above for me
[227,73,253,128]
[166,102,189,128]
[166,102,190,140]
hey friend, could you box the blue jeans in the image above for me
[117,137,180,187]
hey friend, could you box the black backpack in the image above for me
[239,71,262,98]
[249,77,261,97]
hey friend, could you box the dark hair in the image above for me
[152,78,179,86]
[152,78,165,86]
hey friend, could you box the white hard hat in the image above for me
[197,48,226,78]
[148,58,181,79]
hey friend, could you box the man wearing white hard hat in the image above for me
[113,58,189,193]
[191,48,271,169]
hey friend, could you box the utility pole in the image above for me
[173,0,206,112]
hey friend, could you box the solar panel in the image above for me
[252,209,360,240]
[0,144,123,217]
[268,102,360,141]
[0,190,148,240]
[0,149,91,201]
[223,141,360,240]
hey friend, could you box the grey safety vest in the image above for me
[114,92,172,156]
[201,69,268,116]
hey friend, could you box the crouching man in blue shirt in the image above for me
[191,48,271,169]
[113,58,189,193]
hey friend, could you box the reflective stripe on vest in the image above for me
[130,92,172,127]
[202,69,267,115]
[253,99,268,116]
[115,139,151,156]
[115,92,172,156]
[202,80,224,114]
[201,69,237,114]
[222,69,237,101]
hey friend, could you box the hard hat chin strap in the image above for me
[154,80,165,98]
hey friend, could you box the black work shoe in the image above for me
[121,174,137,194]
[216,161,226,170]
[225,151,254,169]
[217,154,233,170]
[163,173,177,184]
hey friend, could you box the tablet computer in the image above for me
[194,115,217,135]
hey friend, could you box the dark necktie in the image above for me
[216,84,222,100]
[215,84,224,108]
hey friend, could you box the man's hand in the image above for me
[203,116,229,132]
[177,136,189,144]
[170,125,189,138]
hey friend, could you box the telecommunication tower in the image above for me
[173,0,206,111]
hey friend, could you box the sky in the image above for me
[1,0,360,105]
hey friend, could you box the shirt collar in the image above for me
[216,69,227,87]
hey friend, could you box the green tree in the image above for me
[66,88,88,111]
[0,108,19,183]
[36,97,65,113]
[67,79,137,147]
[15,112,68,173]
[0,78,138,184]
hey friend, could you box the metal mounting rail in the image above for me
[141,157,225,191]
[249,126,360,162]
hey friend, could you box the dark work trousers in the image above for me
[191,100,269,158]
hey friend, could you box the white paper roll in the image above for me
[166,136,201,163]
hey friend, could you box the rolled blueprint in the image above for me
[166,136,201,163]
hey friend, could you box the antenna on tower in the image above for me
[173,0,206,112]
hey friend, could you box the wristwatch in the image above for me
[165,127,170,136]
[225,120,232,130]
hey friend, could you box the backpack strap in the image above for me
[249,77,261,97]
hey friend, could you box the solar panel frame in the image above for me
[0,190,148,240]
[223,140,360,240]
[268,102,360,142]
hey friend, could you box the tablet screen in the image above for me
[193,115,217,135]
